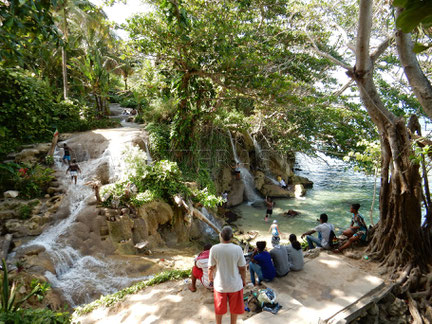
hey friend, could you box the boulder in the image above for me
[291,175,314,188]
[0,210,18,220]
[4,191,19,198]
[259,184,294,198]
[131,217,148,244]
[254,171,265,191]
[95,162,110,185]
[227,180,245,207]
[294,184,306,197]
[107,216,134,243]
[14,148,40,164]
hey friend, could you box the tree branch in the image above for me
[395,9,432,120]
[370,36,393,63]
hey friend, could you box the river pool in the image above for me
[232,153,380,243]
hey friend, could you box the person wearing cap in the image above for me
[301,213,335,250]
[249,241,276,285]
[208,226,246,324]
[268,220,282,246]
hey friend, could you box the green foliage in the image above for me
[0,259,51,313]
[0,0,60,65]
[394,0,432,33]
[145,123,171,160]
[0,163,54,199]
[73,269,191,316]
[18,201,39,220]
[0,68,96,158]
[101,145,221,208]
[0,308,71,324]
[120,97,138,109]
[343,140,381,175]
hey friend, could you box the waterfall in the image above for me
[250,134,279,185]
[227,131,262,202]
[200,207,221,235]
[144,139,153,165]
[20,129,150,306]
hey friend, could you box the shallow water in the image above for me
[233,153,380,242]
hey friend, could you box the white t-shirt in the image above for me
[314,223,334,248]
[195,257,211,288]
[209,243,246,293]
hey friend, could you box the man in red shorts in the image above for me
[189,244,212,292]
[209,226,246,324]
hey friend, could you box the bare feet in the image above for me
[333,248,342,254]
[188,285,197,292]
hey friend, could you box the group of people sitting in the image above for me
[301,204,368,253]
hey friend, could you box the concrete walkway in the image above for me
[244,252,384,324]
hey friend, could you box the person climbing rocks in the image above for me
[264,196,275,222]
[232,162,241,180]
[66,159,81,185]
[269,220,282,246]
[189,244,213,292]
[62,143,71,165]
[334,203,368,253]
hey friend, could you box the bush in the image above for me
[145,123,171,160]
[101,145,222,209]
[0,163,54,199]
[119,97,138,109]
[0,308,71,324]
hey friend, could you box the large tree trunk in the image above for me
[61,4,69,100]
[351,0,431,272]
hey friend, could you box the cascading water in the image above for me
[20,129,151,306]
[200,207,221,235]
[250,134,279,185]
[143,138,153,165]
[227,131,262,203]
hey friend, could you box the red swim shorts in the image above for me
[214,289,244,315]
[192,266,203,281]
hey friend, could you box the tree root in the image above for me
[407,292,423,324]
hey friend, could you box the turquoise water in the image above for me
[233,153,380,243]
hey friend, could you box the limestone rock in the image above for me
[259,184,294,198]
[14,148,40,164]
[95,162,110,185]
[0,210,18,220]
[107,216,134,244]
[4,190,19,198]
[254,171,265,191]
[227,180,245,207]
[291,175,314,188]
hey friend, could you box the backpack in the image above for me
[327,224,338,248]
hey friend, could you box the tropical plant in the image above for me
[0,259,50,313]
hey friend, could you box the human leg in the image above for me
[214,291,228,324]
[227,289,244,323]
[337,235,360,252]
[306,235,322,249]
[343,228,355,237]
[249,262,263,285]
[189,266,202,292]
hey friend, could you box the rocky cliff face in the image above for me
[215,131,312,206]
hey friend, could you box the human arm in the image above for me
[208,265,215,282]
[238,266,246,287]
[301,229,316,238]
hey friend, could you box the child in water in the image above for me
[66,159,81,185]
[264,196,274,222]
[269,220,282,246]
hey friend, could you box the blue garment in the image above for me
[352,213,367,241]
[253,251,276,281]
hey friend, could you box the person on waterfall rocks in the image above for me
[66,159,81,185]
[189,244,213,292]
[62,143,72,165]
[334,204,368,253]
[264,196,275,222]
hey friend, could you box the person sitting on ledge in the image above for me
[189,244,213,292]
[286,234,304,271]
[249,241,276,285]
[301,213,334,250]
[335,203,368,253]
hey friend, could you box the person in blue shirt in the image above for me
[335,203,368,253]
[249,241,276,286]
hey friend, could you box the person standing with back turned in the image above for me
[209,226,246,324]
